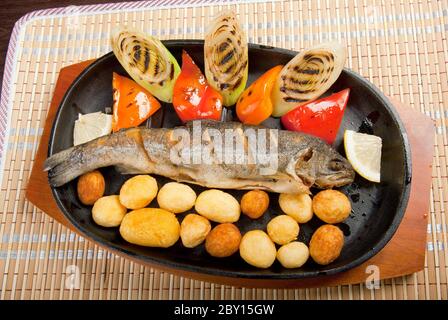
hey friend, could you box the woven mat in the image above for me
[0,0,447,300]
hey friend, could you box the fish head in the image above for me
[294,144,355,189]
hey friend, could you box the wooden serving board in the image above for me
[25,60,434,288]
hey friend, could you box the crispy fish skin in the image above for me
[44,120,355,193]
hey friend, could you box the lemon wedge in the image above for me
[73,112,112,146]
[344,130,382,183]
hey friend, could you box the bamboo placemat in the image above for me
[0,0,447,300]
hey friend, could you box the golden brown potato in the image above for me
[267,215,299,245]
[77,170,105,205]
[309,224,344,265]
[180,214,211,248]
[312,190,351,224]
[157,182,197,214]
[278,193,313,223]
[92,195,127,227]
[119,175,158,209]
[239,230,277,268]
[205,223,241,257]
[195,189,240,223]
[276,242,309,268]
[240,190,269,219]
[119,208,180,247]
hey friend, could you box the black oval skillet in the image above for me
[48,40,411,280]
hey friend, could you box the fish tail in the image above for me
[44,146,86,187]
[43,148,72,171]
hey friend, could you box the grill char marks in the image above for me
[212,33,247,90]
[223,61,236,74]
[154,58,160,76]
[131,40,168,81]
[280,49,337,103]
[287,78,311,86]
[205,12,248,101]
[284,97,308,103]
[169,63,175,80]
[305,56,324,64]
[112,28,182,103]
[272,42,347,116]
[124,37,168,79]
[143,48,150,73]
[218,42,229,53]
[220,59,247,91]
[133,45,141,61]
[220,49,235,66]
[294,67,320,75]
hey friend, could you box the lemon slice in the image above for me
[344,130,382,182]
[73,112,112,146]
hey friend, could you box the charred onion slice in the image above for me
[272,42,347,117]
[111,28,180,103]
[204,12,248,107]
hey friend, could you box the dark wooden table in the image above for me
[0,0,129,93]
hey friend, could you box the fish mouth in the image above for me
[314,170,356,189]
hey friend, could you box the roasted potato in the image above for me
[77,170,105,205]
[276,242,309,268]
[267,215,299,245]
[119,208,180,247]
[239,230,276,268]
[119,175,158,209]
[240,190,269,219]
[195,189,240,223]
[313,190,351,224]
[278,193,313,223]
[180,214,211,248]
[205,223,241,257]
[92,195,127,227]
[157,182,197,213]
[309,224,344,265]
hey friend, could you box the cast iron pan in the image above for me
[48,40,411,279]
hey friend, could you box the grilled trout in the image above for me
[44,120,355,193]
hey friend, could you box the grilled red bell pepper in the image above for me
[281,88,350,144]
[173,51,223,122]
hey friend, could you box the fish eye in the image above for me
[329,159,344,171]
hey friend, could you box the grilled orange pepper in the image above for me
[112,72,161,132]
[236,65,283,125]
